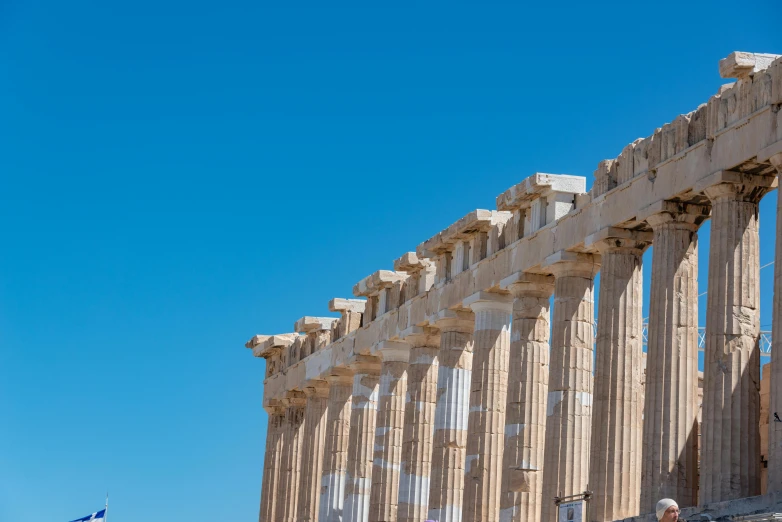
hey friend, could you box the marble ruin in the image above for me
[246,52,782,522]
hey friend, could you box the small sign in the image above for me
[558,500,585,522]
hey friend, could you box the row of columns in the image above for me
[259,162,782,522]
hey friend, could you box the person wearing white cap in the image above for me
[656,498,680,522]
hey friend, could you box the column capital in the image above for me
[639,200,710,230]
[463,290,514,314]
[585,226,652,254]
[695,170,776,203]
[281,391,307,409]
[374,340,411,363]
[500,271,555,298]
[431,309,475,333]
[770,152,782,173]
[400,325,441,349]
[324,366,355,386]
[541,250,601,279]
[302,379,330,399]
[347,354,381,374]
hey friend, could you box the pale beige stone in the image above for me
[540,252,599,522]
[344,356,382,522]
[320,368,355,522]
[260,403,286,522]
[369,343,410,522]
[462,291,514,522]
[586,231,650,522]
[498,272,555,522]
[296,382,330,522]
[428,310,474,522]
[700,176,773,504]
[397,326,440,522]
[279,393,307,522]
[639,202,706,512]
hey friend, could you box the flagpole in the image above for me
[105,492,109,522]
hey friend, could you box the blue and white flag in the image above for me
[69,508,106,522]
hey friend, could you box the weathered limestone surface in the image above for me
[247,52,782,522]
[260,406,285,522]
[640,203,706,511]
[428,311,474,522]
[462,292,514,522]
[700,175,774,504]
[541,253,599,522]
[498,272,555,522]
[279,395,306,522]
[344,357,382,522]
[397,327,440,522]
[320,369,355,522]
[296,382,330,522]
[369,343,410,522]
[587,231,649,522]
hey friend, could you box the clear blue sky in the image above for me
[0,1,779,520]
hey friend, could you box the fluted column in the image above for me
[370,343,410,522]
[588,233,649,522]
[320,368,356,522]
[462,291,514,522]
[499,273,555,522]
[398,327,440,522]
[768,154,782,493]
[640,203,705,512]
[701,177,772,504]
[279,394,307,522]
[297,381,331,522]
[541,253,599,522]
[428,310,475,522]
[260,403,286,522]
[344,356,382,522]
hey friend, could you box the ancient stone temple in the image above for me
[246,52,782,522]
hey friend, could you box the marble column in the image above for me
[701,178,771,504]
[297,381,331,522]
[279,394,307,522]
[499,273,555,522]
[541,253,599,522]
[462,291,514,522]
[344,356,382,522]
[428,310,475,522]
[370,343,410,522]
[260,404,286,522]
[398,327,440,522]
[640,203,705,511]
[320,368,356,522]
[588,233,649,522]
[768,154,782,494]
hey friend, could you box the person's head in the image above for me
[656,499,679,522]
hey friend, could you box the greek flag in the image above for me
[69,508,106,522]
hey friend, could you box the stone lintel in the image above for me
[584,226,653,252]
[328,298,366,313]
[719,51,781,79]
[637,199,711,228]
[249,333,299,358]
[347,354,382,374]
[302,379,331,398]
[693,169,778,195]
[324,366,355,385]
[430,308,475,333]
[280,390,307,408]
[499,271,555,297]
[400,325,441,348]
[393,251,431,273]
[294,316,338,333]
[496,173,586,211]
[353,270,407,297]
[462,290,513,311]
[374,340,411,362]
[541,250,601,277]
[245,334,270,349]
